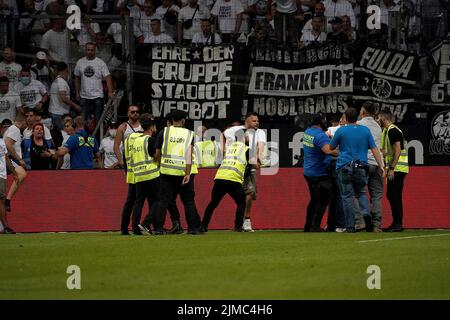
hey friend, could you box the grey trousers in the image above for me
[355,164,384,228]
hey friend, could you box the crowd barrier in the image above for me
[7,167,450,232]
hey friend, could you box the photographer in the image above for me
[302,115,338,232]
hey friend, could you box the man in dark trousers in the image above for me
[303,116,339,232]
[201,129,258,232]
[154,110,202,235]
[330,108,385,233]
[378,110,409,232]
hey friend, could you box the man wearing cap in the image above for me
[31,51,54,92]
[49,62,80,131]
[326,17,349,44]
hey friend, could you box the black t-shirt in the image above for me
[147,136,156,157]
[388,127,404,150]
[30,140,51,170]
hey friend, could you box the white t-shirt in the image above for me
[192,32,222,44]
[40,29,71,63]
[74,57,110,99]
[0,62,22,86]
[77,22,101,46]
[108,21,143,43]
[49,76,71,115]
[136,13,165,39]
[211,0,244,34]
[323,0,356,27]
[4,125,22,160]
[156,4,181,39]
[275,0,297,14]
[0,91,21,123]
[100,136,119,168]
[0,138,7,179]
[23,126,52,140]
[224,125,267,156]
[14,79,47,110]
[178,5,209,40]
[300,30,327,45]
[143,33,175,44]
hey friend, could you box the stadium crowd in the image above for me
[0,0,447,234]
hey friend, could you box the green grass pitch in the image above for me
[1,230,449,299]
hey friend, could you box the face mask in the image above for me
[109,129,117,138]
[20,77,31,86]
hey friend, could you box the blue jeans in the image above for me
[337,163,369,230]
[50,113,64,131]
[80,97,104,124]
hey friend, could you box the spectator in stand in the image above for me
[99,121,120,169]
[1,119,12,134]
[248,0,272,29]
[18,0,50,51]
[40,17,71,64]
[156,0,181,40]
[273,0,297,43]
[56,118,75,169]
[22,123,56,170]
[177,0,209,45]
[14,68,49,115]
[144,18,176,43]
[31,51,54,92]
[0,77,21,124]
[57,116,102,169]
[341,14,355,41]
[247,20,271,48]
[75,14,101,48]
[23,108,53,140]
[49,62,81,131]
[322,0,355,28]
[300,14,326,46]
[302,1,329,33]
[211,0,244,43]
[135,1,160,40]
[107,6,144,45]
[379,0,399,26]
[192,19,222,44]
[74,42,114,124]
[326,17,349,43]
[0,48,22,89]
[3,117,27,213]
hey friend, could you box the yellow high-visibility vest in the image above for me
[160,126,194,176]
[194,140,220,168]
[381,124,409,173]
[124,132,142,184]
[129,135,160,183]
[215,141,249,184]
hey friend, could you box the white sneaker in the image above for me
[335,228,346,233]
[138,224,151,236]
[243,219,254,232]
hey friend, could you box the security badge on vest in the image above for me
[124,133,160,184]
[160,126,194,176]
[381,124,409,173]
[215,141,249,184]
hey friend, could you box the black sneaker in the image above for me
[154,229,167,235]
[233,227,243,232]
[383,225,404,232]
[120,230,130,235]
[2,227,15,234]
[200,225,208,233]
[344,227,356,233]
[167,221,184,234]
[363,215,373,232]
[187,228,204,235]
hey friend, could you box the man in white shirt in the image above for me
[49,62,81,131]
[107,6,144,44]
[40,18,71,64]
[134,1,162,40]
[0,47,22,88]
[144,19,176,43]
[322,0,356,28]
[0,77,21,123]
[379,0,399,26]
[156,0,181,40]
[177,0,209,44]
[18,0,50,50]
[3,117,27,213]
[192,19,223,44]
[222,112,266,232]
[211,0,244,43]
[100,121,120,168]
[14,68,49,115]
[31,51,54,92]
[74,42,114,124]
[300,15,326,46]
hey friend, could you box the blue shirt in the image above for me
[64,129,99,169]
[303,126,332,177]
[330,124,376,170]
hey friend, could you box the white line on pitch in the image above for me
[358,233,450,243]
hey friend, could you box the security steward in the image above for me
[378,110,409,232]
[201,129,258,232]
[154,110,202,235]
[127,114,160,235]
[194,125,222,168]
